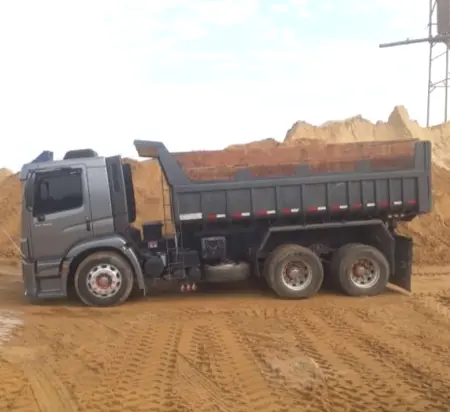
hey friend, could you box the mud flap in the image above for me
[390,235,413,292]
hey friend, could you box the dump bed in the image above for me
[134,140,432,224]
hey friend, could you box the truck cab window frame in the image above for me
[32,168,84,217]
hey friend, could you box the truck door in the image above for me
[29,166,93,275]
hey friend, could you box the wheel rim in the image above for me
[281,260,313,291]
[348,258,380,289]
[86,263,122,299]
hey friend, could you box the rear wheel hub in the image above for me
[281,261,313,291]
[349,258,380,288]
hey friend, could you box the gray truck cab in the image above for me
[19,149,144,302]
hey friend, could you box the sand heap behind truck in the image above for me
[18,138,431,307]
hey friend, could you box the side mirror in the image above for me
[24,174,35,211]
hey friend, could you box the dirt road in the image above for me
[0,266,449,412]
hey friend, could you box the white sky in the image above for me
[0,0,445,171]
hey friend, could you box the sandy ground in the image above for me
[0,264,449,412]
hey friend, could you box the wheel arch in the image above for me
[63,235,146,295]
[254,220,395,277]
[250,219,396,277]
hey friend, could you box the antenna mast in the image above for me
[379,0,450,126]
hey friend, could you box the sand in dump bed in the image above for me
[175,139,416,180]
[1,105,450,265]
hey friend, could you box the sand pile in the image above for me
[1,106,450,266]
[285,105,450,171]
[397,165,450,264]
[284,106,419,144]
[0,168,12,185]
[226,137,281,150]
[0,173,21,259]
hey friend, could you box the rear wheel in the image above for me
[330,243,389,297]
[264,244,324,299]
[74,252,135,307]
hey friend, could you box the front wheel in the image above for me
[330,243,389,297]
[74,252,135,307]
[264,244,324,299]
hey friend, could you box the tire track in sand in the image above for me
[0,355,36,412]
[413,265,450,276]
[319,307,450,410]
[229,314,331,412]
[44,313,186,412]
[89,315,185,412]
[289,309,447,411]
[357,303,450,367]
[217,318,284,412]
[1,342,79,412]
[0,309,77,412]
[437,295,450,308]
[176,317,280,412]
[24,361,80,412]
[175,321,237,412]
[411,295,450,327]
[225,309,332,412]
[278,311,408,411]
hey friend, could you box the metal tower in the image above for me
[379,0,450,126]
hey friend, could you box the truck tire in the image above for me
[263,244,293,288]
[330,243,389,297]
[264,244,324,299]
[74,251,135,307]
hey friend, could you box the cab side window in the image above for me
[33,169,83,216]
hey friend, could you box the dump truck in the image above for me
[18,139,432,307]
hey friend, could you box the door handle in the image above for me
[85,217,91,231]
